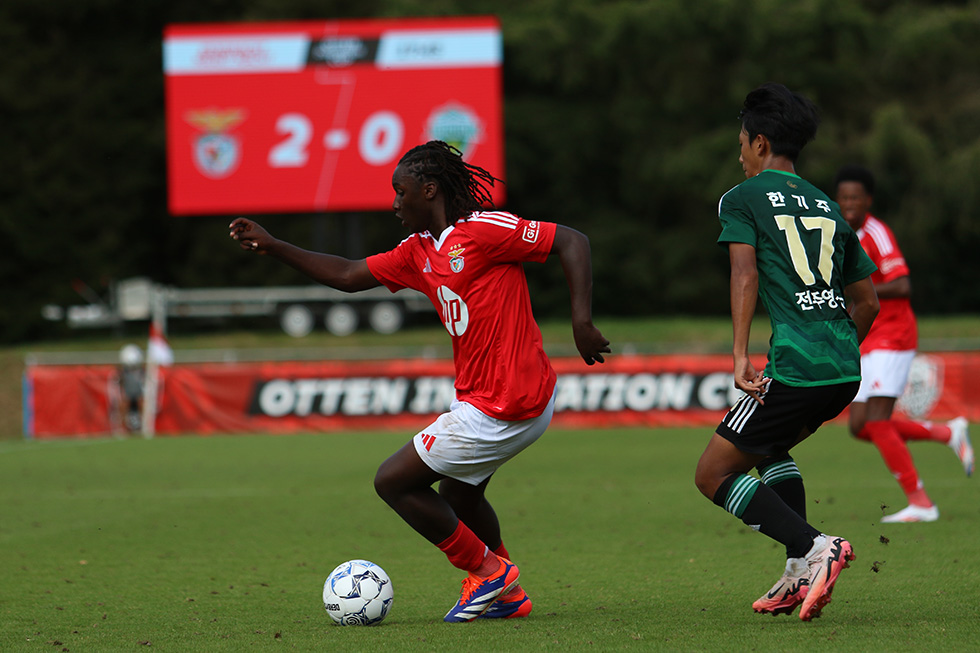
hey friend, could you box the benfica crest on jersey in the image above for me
[447,245,466,273]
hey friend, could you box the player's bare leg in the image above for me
[374,441,517,622]
[847,400,868,438]
[439,476,500,548]
[374,441,457,543]
[695,434,766,499]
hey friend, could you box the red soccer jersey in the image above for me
[855,213,917,352]
[366,211,558,421]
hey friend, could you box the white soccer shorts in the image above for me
[413,391,556,486]
[853,349,916,402]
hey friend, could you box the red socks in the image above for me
[437,521,489,573]
[858,417,950,506]
[861,420,925,499]
[892,419,951,443]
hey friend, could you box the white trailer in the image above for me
[45,277,433,337]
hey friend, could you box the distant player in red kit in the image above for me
[835,164,973,523]
[230,141,610,621]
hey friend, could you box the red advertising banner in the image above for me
[163,16,504,215]
[23,353,980,438]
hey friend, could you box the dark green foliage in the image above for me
[2,0,979,342]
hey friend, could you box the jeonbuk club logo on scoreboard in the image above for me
[185,108,246,179]
[424,103,482,158]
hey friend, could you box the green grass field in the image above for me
[2,426,977,651]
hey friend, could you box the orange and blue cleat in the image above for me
[480,586,533,619]
[444,557,520,623]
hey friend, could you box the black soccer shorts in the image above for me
[716,379,860,456]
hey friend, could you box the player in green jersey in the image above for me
[694,83,880,621]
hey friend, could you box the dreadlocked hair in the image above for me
[397,141,502,223]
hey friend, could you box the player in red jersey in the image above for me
[230,141,610,621]
[835,164,973,523]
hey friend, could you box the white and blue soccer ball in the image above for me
[322,559,393,626]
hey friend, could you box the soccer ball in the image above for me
[322,559,394,626]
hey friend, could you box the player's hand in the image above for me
[733,356,768,404]
[229,217,274,254]
[573,322,611,365]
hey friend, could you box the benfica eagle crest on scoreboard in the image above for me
[184,109,246,179]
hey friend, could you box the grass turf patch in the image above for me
[1,426,977,651]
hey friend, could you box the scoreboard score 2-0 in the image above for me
[163,16,503,216]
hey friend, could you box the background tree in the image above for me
[1,0,978,342]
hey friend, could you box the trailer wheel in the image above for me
[368,301,404,334]
[280,304,315,338]
[325,303,358,336]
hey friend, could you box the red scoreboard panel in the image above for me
[163,16,504,216]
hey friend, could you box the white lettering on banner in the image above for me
[318,379,346,414]
[601,375,629,411]
[344,379,372,414]
[554,375,582,411]
[256,378,411,417]
[655,374,695,410]
[584,375,609,410]
[698,372,742,410]
[251,372,742,419]
[259,379,297,417]
[554,373,706,412]
[370,378,413,414]
[623,374,657,411]
[408,377,456,414]
[294,379,321,415]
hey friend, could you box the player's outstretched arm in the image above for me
[229,217,381,292]
[551,225,610,365]
[845,275,879,344]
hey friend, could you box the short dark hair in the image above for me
[397,141,502,222]
[739,83,820,162]
[833,164,875,195]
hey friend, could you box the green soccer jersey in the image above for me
[717,169,877,387]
